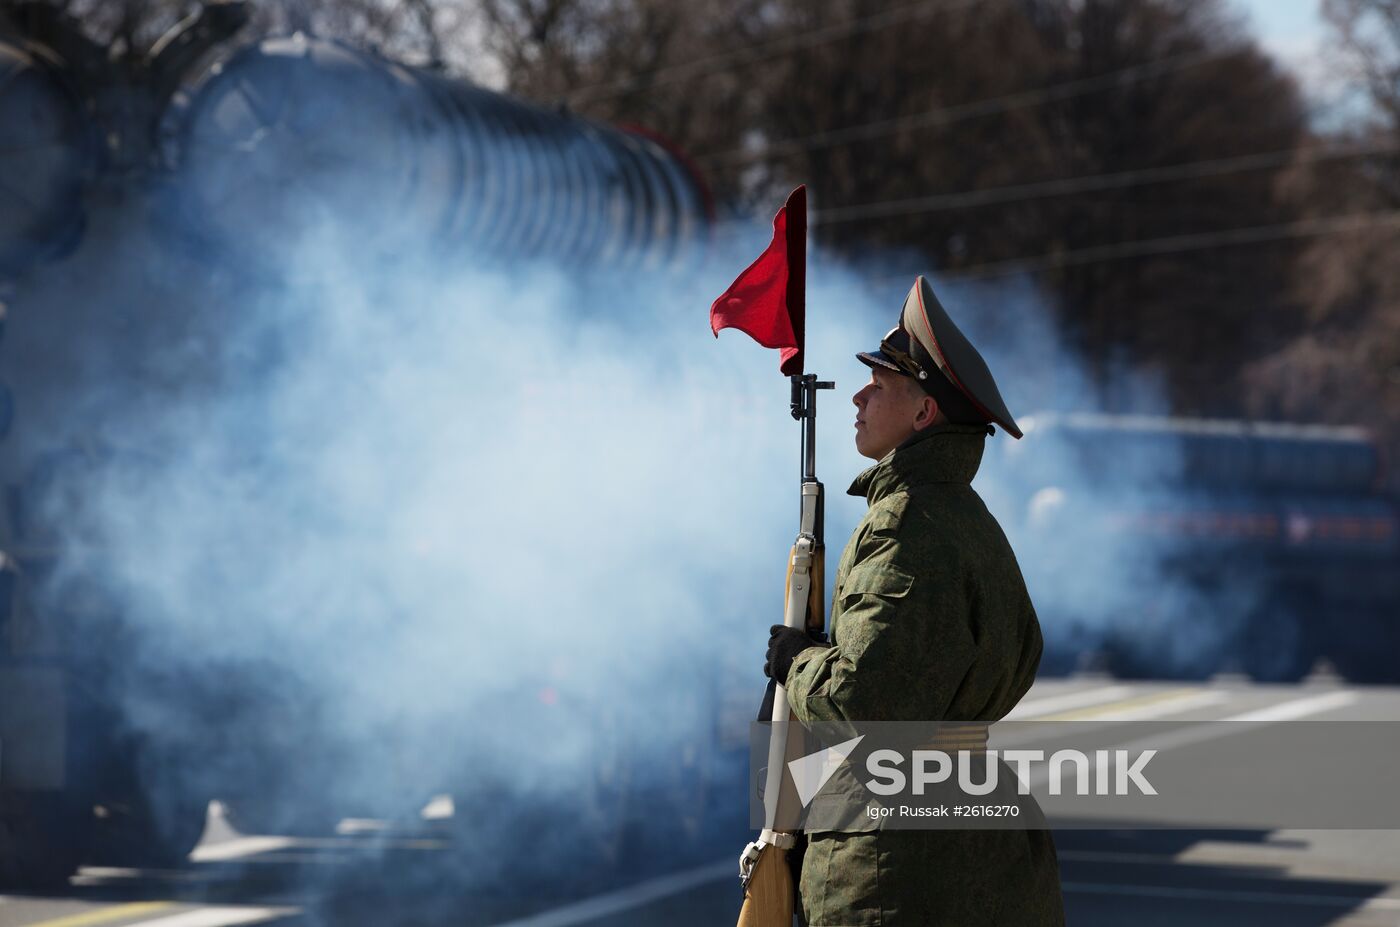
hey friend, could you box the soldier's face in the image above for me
[853,367,936,460]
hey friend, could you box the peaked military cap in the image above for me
[856,275,1023,439]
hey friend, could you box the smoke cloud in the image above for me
[7,156,1245,899]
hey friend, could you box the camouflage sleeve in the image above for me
[784,529,977,725]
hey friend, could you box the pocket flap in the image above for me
[838,562,915,601]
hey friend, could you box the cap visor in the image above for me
[856,350,902,372]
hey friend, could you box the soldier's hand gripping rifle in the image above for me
[707,185,828,927]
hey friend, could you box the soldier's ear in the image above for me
[913,393,940,430]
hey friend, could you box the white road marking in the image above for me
[188,836,296,862]
[1225,690,1359,724]
[1081,690,1229,722]
[1109,689,1359,757]
[487,859,731,927]
[17,901,176,927]
[1063,880,1400,910]
[1004,685,1135,719]
[1023,689,1360,791]
[996,690,1233,749]
[122,906,297,927]
[1021,687,1230,723]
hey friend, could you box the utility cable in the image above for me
[933,210,1400,279]
[698,48,1245,165]
[809,141,1400,224]
[566,0,978,104]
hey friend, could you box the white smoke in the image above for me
[11,188,1237,893]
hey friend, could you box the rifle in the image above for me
[736,372,833,927]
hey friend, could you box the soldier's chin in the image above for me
[853,434,883,460]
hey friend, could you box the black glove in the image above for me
[764,624,830,686]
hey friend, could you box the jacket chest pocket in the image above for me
[837,562,915,602]
[832,563,916,638]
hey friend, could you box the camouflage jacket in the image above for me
[785,423,1064,926]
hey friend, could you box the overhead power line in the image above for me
[933,210,1400,280]
[698,48,1244,165]
[809,141,1400,224]
[565,0,978,105]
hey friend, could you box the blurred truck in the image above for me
[0,1,713,887]
[986,412,1400,684]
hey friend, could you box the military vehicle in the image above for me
[0,0,711,887]
[988,412,1400,684]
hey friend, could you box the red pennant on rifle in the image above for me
[710,185,806,375]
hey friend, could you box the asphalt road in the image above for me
[4,674,1399,927]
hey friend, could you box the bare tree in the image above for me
[1245,0,1400,481]
[2,0,477,72]
[745,0,1309,413]
[5,0,1346,428]
[1323,0,1400,133]
[477,0,771,209]
[480,0,1314,413]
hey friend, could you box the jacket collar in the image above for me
[848,423,992,504]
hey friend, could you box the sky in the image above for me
[1237,0,1325,52]
[1232,0,1340,105]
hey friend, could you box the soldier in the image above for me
[763,276,1065,925]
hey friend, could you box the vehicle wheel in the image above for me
[0,796,91,889]
[88,790,209,868]
[1326,616,1400,684]
[1239,599,1316,683]
[1103,637,1224,680]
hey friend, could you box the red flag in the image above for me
[709,185,806,375]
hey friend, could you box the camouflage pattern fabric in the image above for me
[785,423,1065,926]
